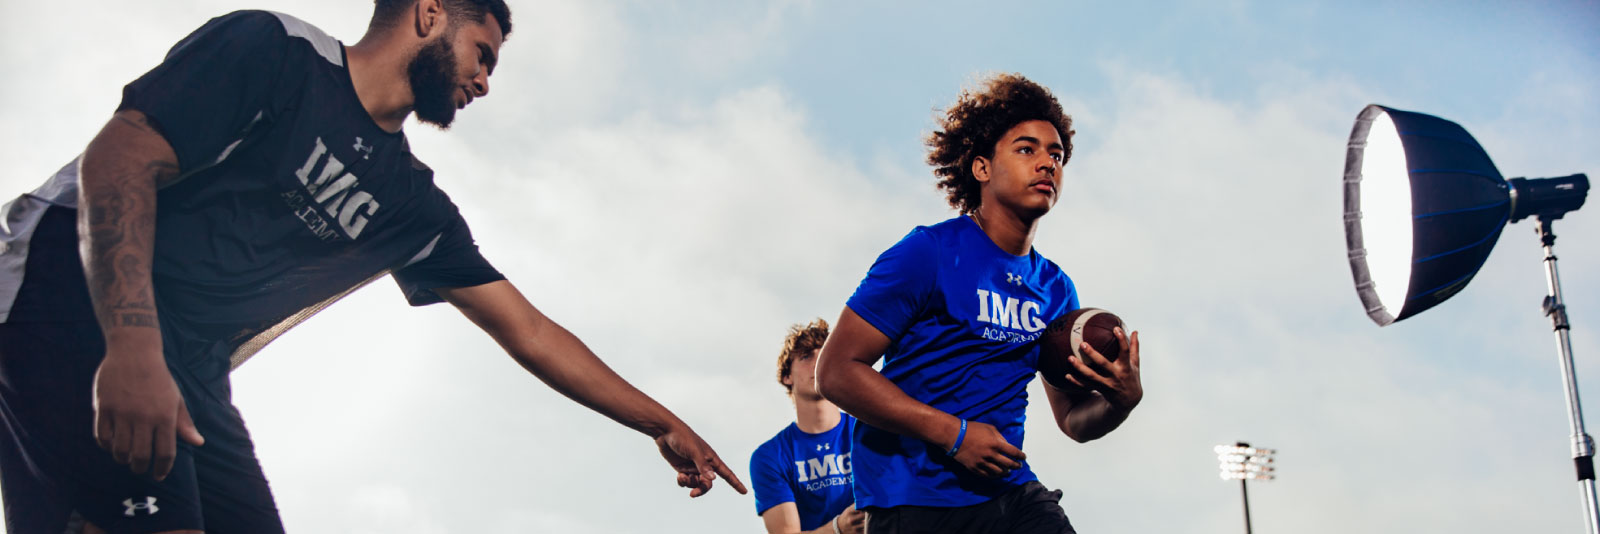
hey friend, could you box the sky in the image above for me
[2,0,1598,532]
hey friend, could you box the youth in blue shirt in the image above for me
[816,73,1145,534]
[752,319,866,534]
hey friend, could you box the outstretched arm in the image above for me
[436,280,746,497]
[814,306,1024,478]
[1043,328,1142,442]
[80,109,205,481]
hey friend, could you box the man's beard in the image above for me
[407,36,460,129]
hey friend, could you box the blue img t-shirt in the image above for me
[846,216,1078,509]
[750,414,856,531]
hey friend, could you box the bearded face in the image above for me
[407,34,461,129]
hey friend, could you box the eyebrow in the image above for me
[478,43,498,75]
[1011,135,1065,151]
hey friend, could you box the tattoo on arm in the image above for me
[118,313,159,328]
[81,111,181,332]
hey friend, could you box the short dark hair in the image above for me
[776,319,830,396]
[927,73,1074,214]
[372,0,513,39]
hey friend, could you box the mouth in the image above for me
[457,87,474,109]
[1029,178,1057,196]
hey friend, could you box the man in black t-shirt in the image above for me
[0,2,745,532]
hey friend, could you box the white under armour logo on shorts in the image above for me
[123,496,159,517]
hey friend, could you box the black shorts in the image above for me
[863,481,1076,534]
[0,207,283,533]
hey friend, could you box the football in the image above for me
[1037,308,1126,391]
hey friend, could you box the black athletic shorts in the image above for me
[0,207,284,533]
[863,481,1076,534]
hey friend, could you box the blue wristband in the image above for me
[947,419,968,456]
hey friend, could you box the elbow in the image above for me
[1065,429,1098,444]
[1059,423,1091,444]
[816,370,840,403]
[815,361,845,405]
[1058,418,1107,443]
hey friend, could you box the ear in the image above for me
[413,0,447,38]
[971,155,992,184]
[781,373,794,387]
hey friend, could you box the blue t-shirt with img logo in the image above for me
[750,413,855,531]
[845,216,1078,509]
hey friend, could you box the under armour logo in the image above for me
[1006,273,1023,286]
[353,137,374,160]
[123,497,159,517]
[817,443,831,452]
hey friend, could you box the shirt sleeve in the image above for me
[118,10,297,174]
[750,441,795,516]
[391,213,506,307]
[845,227,939,341]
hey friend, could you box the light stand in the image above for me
[1342,104,1593,532]
[1533,214,1598,534]
[1216,442,1276,534]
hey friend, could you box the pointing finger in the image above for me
[712,456,748,494]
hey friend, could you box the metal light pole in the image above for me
[1532,215,1600,534]
[1217,442,1276,534]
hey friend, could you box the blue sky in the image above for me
[2,1,1598,532]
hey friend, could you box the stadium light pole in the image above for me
[1216,442,1276,534]
[1343,104,1593,532]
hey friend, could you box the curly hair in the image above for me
[927,73,1074,214]
[776,318,830,396]
[371,0,513,39]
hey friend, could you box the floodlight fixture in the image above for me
[1216,442,1276,534]
[1343,105,1589,325]
[1342,104,1594,532]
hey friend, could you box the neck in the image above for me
[345,33,416,133]
[971,205,1038,256]
[794,394,841,434]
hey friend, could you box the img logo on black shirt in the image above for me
[287,136,383,241]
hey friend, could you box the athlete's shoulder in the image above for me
[1027,249,1075,296]
[884,217,960,254]
[918,215,982,249]
[922,215,968,231]
[259,11,344,66]
[188,10,343,67]
[751,423,799,463]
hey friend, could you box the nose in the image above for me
[1037,157,1058,176]
[471,68,490,98]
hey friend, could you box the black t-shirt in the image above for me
[7,10,504,377]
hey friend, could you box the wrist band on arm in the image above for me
[947,419,968,456]
[832,515,843,534]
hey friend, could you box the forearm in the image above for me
[78,111,180,348]
[503,315,682,438]
[819,360,958,450]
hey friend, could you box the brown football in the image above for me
[1037,308,1126,391]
